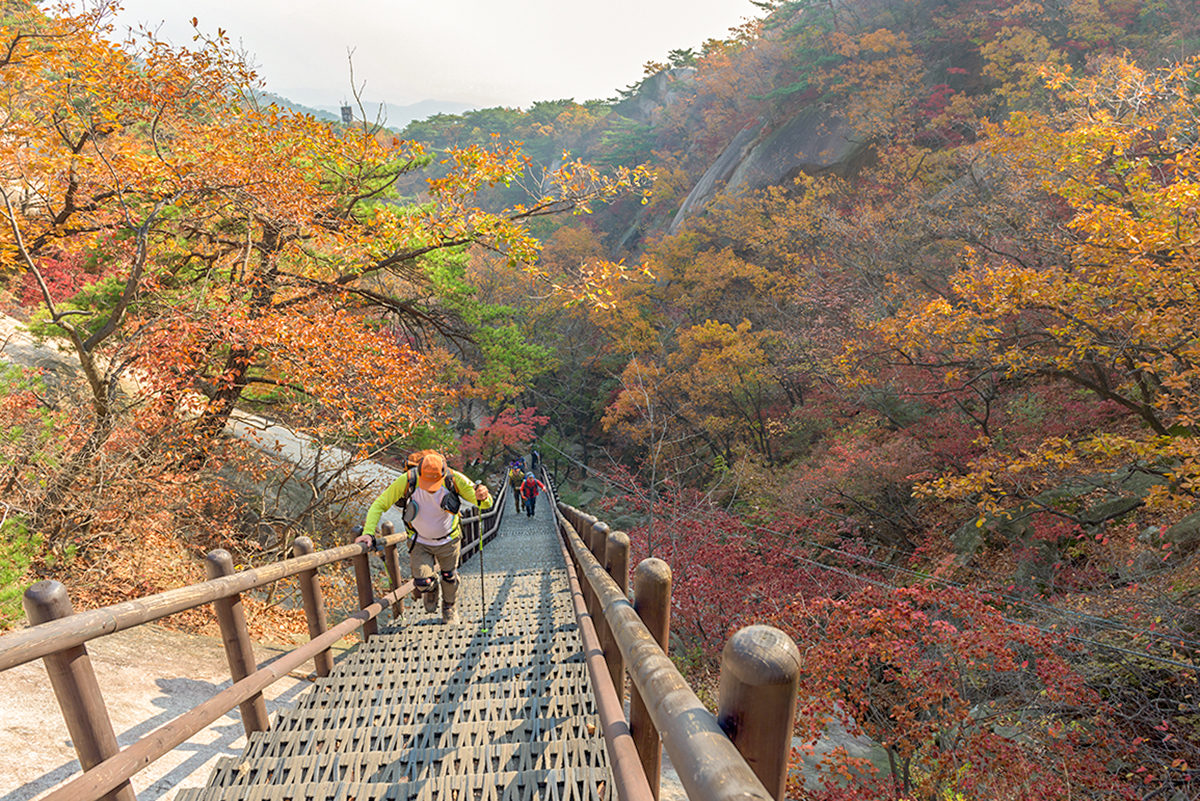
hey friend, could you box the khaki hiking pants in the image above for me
[411,539,460,608]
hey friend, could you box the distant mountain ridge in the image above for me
[254,92,340,123]
[254,92,476,131]
[314,100,477,130]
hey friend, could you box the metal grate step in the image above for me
[290,661,590,705]
[207,739,607,786]
[242,716,604,760]
[175,767,610,801]
[331,638,583,673]
[273,692,600,732]
[182,505,611,801]
[297,661,589,700]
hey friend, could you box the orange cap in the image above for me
[417,452,446,490]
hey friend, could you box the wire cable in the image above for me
[779,547,1200,673]
[536,450,1200,661]
[762,529,1200,652]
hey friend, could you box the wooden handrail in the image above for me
[552,488,791,801]
[0,533,406,672]
[0,489,504,675]
[556,525,655,801]
[37,578,413,801]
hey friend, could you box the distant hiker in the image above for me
[520,472,547,518]
[530,447,541,474]
[507,462,524,513]
[357,450,492,625]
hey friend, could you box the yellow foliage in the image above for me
[880,54,1200,505]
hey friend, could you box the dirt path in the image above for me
[0,624,339,801]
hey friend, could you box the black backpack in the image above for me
[394,464,462,517]
[394,466,461,550]
[396,453,465,522]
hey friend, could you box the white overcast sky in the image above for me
[104,1,759,110]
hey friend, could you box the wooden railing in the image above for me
[0,485,506,801]
[544,467,802,801]
[0,469,803,801]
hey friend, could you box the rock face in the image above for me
[614,67,696,124]
[949,466,1190,584]
[669,125,760,231]
[669,108,866,233]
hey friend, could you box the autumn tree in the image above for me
[775,585,1129,801]
[0,3,648,536]
[459,406,549,470]
[854,55,1200,514]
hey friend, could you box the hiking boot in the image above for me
[441,604,459,625]
[423,592,438,613]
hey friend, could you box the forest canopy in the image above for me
[3,0,1200,797]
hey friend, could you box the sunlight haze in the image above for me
[108,0,757,113]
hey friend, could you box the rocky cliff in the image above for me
[669,108,867,233]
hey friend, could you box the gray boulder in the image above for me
[1161,510,1200,553]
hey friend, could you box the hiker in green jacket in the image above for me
[507,463,524,513]
[357,450,492,625]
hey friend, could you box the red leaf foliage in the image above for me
[460,407,548,465]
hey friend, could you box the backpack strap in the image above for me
[400,467,419,505]
[400,467,460,502]
[398,466,463,542]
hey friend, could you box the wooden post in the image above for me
[718,625,802,801]
[23,581,137,801]
[380,521,404,623]
[588,520,610,647]
[604,530,630,697]
[579,513,600,616]
[352,547,378,640]
[560,505,578,561]
[205,550,270,736]
[631,558,671,800]
[292,537,333,678]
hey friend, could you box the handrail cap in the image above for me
[721,625,802,686]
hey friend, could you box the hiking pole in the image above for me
[477,505,488,634]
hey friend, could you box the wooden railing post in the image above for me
[291,537,333,678]
[380,521,404,622]
[205,549,271,735]
[589,520,610,647]
[352,545,378,640]
[578,512,599,613]
[718,625,802,801]
[560,504,584,587]
[631,558,671,800]
[604,530,630,696]
[23,581,136,801]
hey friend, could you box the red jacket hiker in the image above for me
[520,474,545,498]
[520,473,546,517]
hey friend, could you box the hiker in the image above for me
[520,472,546,518]
[530,446,541,475]
[507,462,524,513]
[356,450,491,625]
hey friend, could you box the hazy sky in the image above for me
[105,1,759,110]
